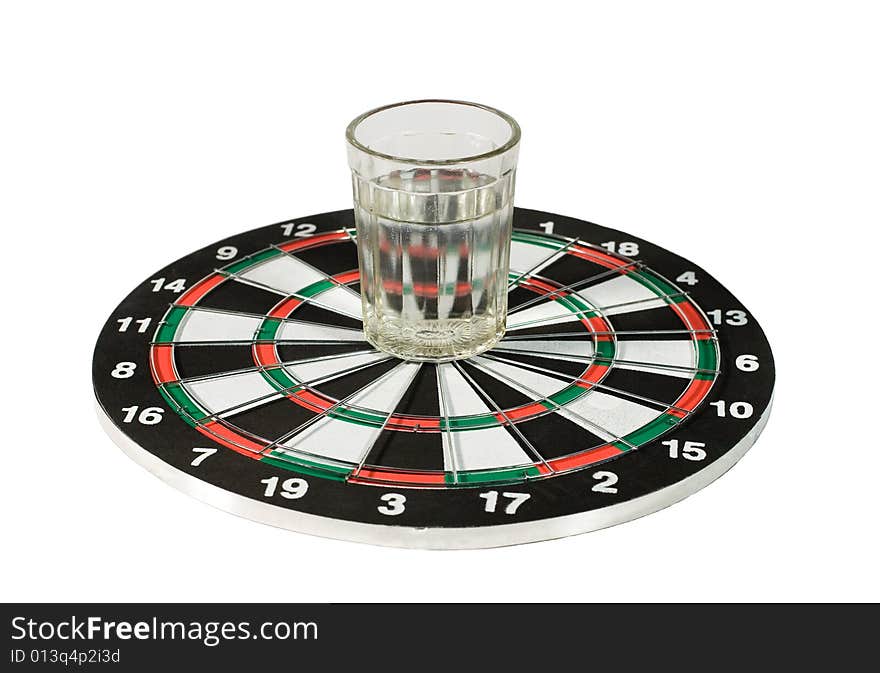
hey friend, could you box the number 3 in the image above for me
[378,493,406,516]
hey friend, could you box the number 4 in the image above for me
[676,271,698,286]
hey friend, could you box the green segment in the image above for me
[158,383,205,426]
[696,339,718,379]
[261,452,349,481]
[622,413,680,445]
[154,306,188,343]
[629,268,681,300]
[224,248,282,274]
[296,279,336,298]
[448,465,542,485]
[511,231,566,250]
[256,318,282,341]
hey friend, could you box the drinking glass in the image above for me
[346,100,520,361]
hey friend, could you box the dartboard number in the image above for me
[281,222,317,238]
[601,241,640,256]
[736,354,760,371]
[709,401,754,419]
[149,278,187,293]
[190,447,218,466]
[663,439,707,461]
[215,246,238,260]
[591,471,619,494]
[117,317,152,333]
[480,491,531,514]
[676,271,699,286]
[121,406,164,425]
[111,362,137,378]
[538,221,554,234]
[260,476,308,499]
[707,309,748,326]
[377,493,406,516]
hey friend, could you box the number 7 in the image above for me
[191,447,218,466]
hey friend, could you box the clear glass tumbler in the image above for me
[346,100,520,362]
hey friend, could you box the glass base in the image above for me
[364,314,505,362]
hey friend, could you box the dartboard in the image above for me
[92,208,774,548]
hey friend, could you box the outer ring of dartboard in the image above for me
[92,207,775,548]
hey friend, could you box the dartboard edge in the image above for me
[92,207,775,549]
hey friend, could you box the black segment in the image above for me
[174,345,257,380]
[458,360,535,410]
[516,409,607,459]
[484,351,589,380]
[364,429,444,471]
[608,306,688,335]
[316,359,399,402]
[276,342,371,363]
[504,319,590,338]
[292,303,362,330]
[599,367,691,407]
[226,396,317,443]
[198,279,284,314]
[536,254,618,288]
[292,242,360,276]
[506,287,537,311]
[390,364,441,419]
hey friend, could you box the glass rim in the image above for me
[346,99,521,166]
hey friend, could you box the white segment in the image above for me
[615,340,696,378]
[506,299,579,330]
[470,356,611,441]
[275,321,365,342]
[280,363,419,464]
[509,240,560,276]
[282,351,388,386]
[183,371,281,417]
[574,275,663,315]
[175,310,263,342]
[473,355,661,440]
[239,255,325,295]
[437,364,532,472]
[311,285,363,318]
[498,339,594,359]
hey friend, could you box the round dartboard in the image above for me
[93,208,774,548]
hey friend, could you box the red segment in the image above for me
[198,421,264,457]
[278,231,349,252]
[252,343,279,366]
[578,364,609,387]
[387,416,442,430]
[176,274,225,307]
[150,345,177,384]
[505,403,548,421]
[549,444,624,471]
[267,297,302,318]
[671,301,712,336]
[675,378,714,411]
[333,270,361,284]
[289,389,334,413]
[569,245,630,270]
[350,469,446,485]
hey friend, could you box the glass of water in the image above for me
[346,100,520,361]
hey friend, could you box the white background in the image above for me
[2,1,877,602]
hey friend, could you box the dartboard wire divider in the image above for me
[93,208,775,548]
